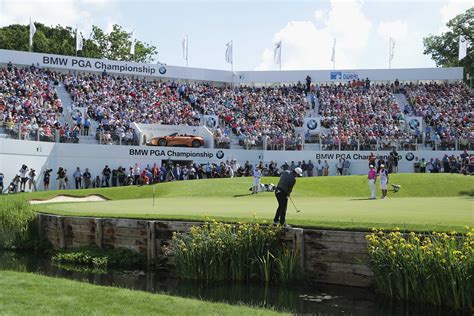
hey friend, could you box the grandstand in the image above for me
[0,49,472,190]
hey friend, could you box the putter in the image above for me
[289,196,301,213]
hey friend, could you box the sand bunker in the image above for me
[30,195,107,204]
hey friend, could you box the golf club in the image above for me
[289,196,301,213]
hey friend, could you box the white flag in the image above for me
[330,38,336,62]
[130,31,135,55]
[29,18,36,48]
[225,41,233,64]
[458,35,467,61]
[76,27,83,52]
[182,35,188,60]
[274,41,282,64]
[389,37,396,62]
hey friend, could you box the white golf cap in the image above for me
[294,167,303,177]
[380,164,385,168]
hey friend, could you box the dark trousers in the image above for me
[274,189,288,225]
[75,178,81,189]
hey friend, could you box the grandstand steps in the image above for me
[229,133,244,149]
[394,93,411,115]
[78,135,99,144]
[56,84,75,128]
[303,143,321,151]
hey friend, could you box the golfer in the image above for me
[252,166,262,194]
[379,164,389,199]
[368,165,377,199]
[273,167,303,227]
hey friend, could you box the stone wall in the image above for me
[39,213,373,287]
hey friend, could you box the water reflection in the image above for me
[0,252,468,316]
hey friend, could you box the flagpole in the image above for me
[186,36,189,67]
[279,42,282,71]
[388,37,391,69]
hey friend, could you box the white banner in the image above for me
[405,116,423,134]
[202,115,219,129]
[304,117,321,135]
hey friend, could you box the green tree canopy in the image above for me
[0,23,157,63]
[423,8,473,79]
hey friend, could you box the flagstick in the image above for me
[279,42,282,71]
[388,38,391,69]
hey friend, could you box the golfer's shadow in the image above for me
[349,198,373,201]
[233,193,254,198]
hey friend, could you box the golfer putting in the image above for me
[273,167,303,227]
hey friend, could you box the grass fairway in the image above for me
[29,173,473,232]
[0,271,286,316]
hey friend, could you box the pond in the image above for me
[0,251,468,316]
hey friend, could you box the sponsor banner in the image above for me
[304,117,321,134]
[405,116,423,134]
[330,71,359,80]
[202,115,219,129]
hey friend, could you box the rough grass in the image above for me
[0,271,287,316]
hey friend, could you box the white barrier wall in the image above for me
[0,49,463,84]
[0,139,464,191]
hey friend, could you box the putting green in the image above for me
[39,195,473,231]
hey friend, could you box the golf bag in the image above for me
[248,183,276,193]
[391,183,401,193]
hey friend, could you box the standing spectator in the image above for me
[57,167,66,190]
[336,159,343,176]
[73,167,82,189]
[316,160,323,176]
[368,165,377,200]
[390,149,399,173]
[19,164,29,192]
[43,169,52,191]
[0,172,4,194]
[307,160,314,177]
[93,176,101,188]
[28,168,37,192]
[379,164,389,199]
[102,165,111,187]
[111,168,118,187]
[133,164,141,185]
[188,165,196,180]
[368,152,376,168]
[301,160,307,177]
[64,169,69,189]
[342,159,351,175]
[252,166,262,194]
[323,160,329,176]
[419,158,427,173]
[83,168,92,189]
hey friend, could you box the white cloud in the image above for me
[439,0,472,32]
[0,0,118,37]
[313,10,326,21]
[377,20,408,40]
[256,0,371,70]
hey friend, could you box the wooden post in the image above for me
[57,216,66,249]
[147,221,156,264]
[37,213,43,238]
[95,218,103,249]
[293,228,305,271]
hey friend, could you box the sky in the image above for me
[0,0,472,71]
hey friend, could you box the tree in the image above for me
[0,23,157,63]
[423,8,473,80]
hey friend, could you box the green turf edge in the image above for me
[0,271,288,316]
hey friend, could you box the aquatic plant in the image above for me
[366,227,473,311]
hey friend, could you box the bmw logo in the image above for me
[408,119,419,130]
[306,119,318,130]
[405,152,415,161]
[159,66,167,75]
[216,150,224,159]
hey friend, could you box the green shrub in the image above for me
[52,246,146,272]
[170,219,302,283]
[0,197,37,249]
[366,227,474,311]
